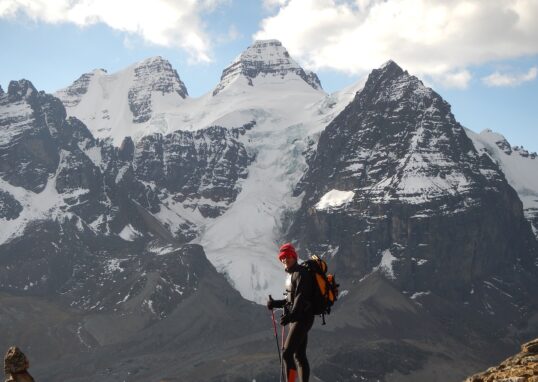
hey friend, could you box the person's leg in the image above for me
[283,317,314,382]
[294,334,309,382]
[282,322,306,382]
[293,316,314,381]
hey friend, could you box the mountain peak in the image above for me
[91,68,107,75]
[7,79,37,101]
[356,60,432,107]
[130,55,188,99]
[134,55,169,69]
[213,39,322,95]
[370,60,406,84]
[380,59,403,73]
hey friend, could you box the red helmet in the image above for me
[278,243,297,260]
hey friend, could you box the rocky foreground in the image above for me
[465,338,538,382]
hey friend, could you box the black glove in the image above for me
[280,314,292,326]
[267,295,276,310]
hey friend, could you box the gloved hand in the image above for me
[280,314,293,326]
[267,295,276,310]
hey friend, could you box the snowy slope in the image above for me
[55,40,363,303]
[193,47,363,303]
[0,173,88,245]
[466,128,538,237]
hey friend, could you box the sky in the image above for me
[0,0,537,152]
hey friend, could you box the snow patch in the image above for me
[115,165,130,184]
[410,291,431,299]
[373,249,397,279]
[412,257,428,266]
[315,190,355,210]
[118,224,142,241]
[105,259,125,274]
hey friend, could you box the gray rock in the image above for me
[128,56,188,123]
[0,190,22,220]
[0,80,62,192]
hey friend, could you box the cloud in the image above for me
[0,0,229,63]
[482,67,538,87]
[255,0,538,88]
[263,0,290,9]
[436,70,472,90]
[216,24,242,44]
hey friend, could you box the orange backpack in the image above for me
[302,255,339,324]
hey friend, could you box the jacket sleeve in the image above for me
[289,268,313,320]
[272,299,286,309]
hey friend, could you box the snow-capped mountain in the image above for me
[54,40,361,303]
[1,40,538,381]
[55,56,188,144]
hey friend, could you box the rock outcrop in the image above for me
[465,338,538,382]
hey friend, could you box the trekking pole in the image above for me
[280,318,286,382]
[270,304,282,365]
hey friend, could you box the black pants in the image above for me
[282,315,315,382]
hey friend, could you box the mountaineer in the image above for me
[267,243,315,382]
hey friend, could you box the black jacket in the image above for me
[273,262,314,322]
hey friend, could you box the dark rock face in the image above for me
[0,190,22,220]
[133,124,254,216]
[57,242,206,316]
[0,80,62,192]
[0,219,85,296]
[128,56,188,123]
[213,40,322,95]
[291,60,537,300]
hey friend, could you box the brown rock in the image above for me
[3,347,35,382]
[464,338,538,382]
[523,339,538,354]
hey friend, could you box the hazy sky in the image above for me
[1,0,537,152]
